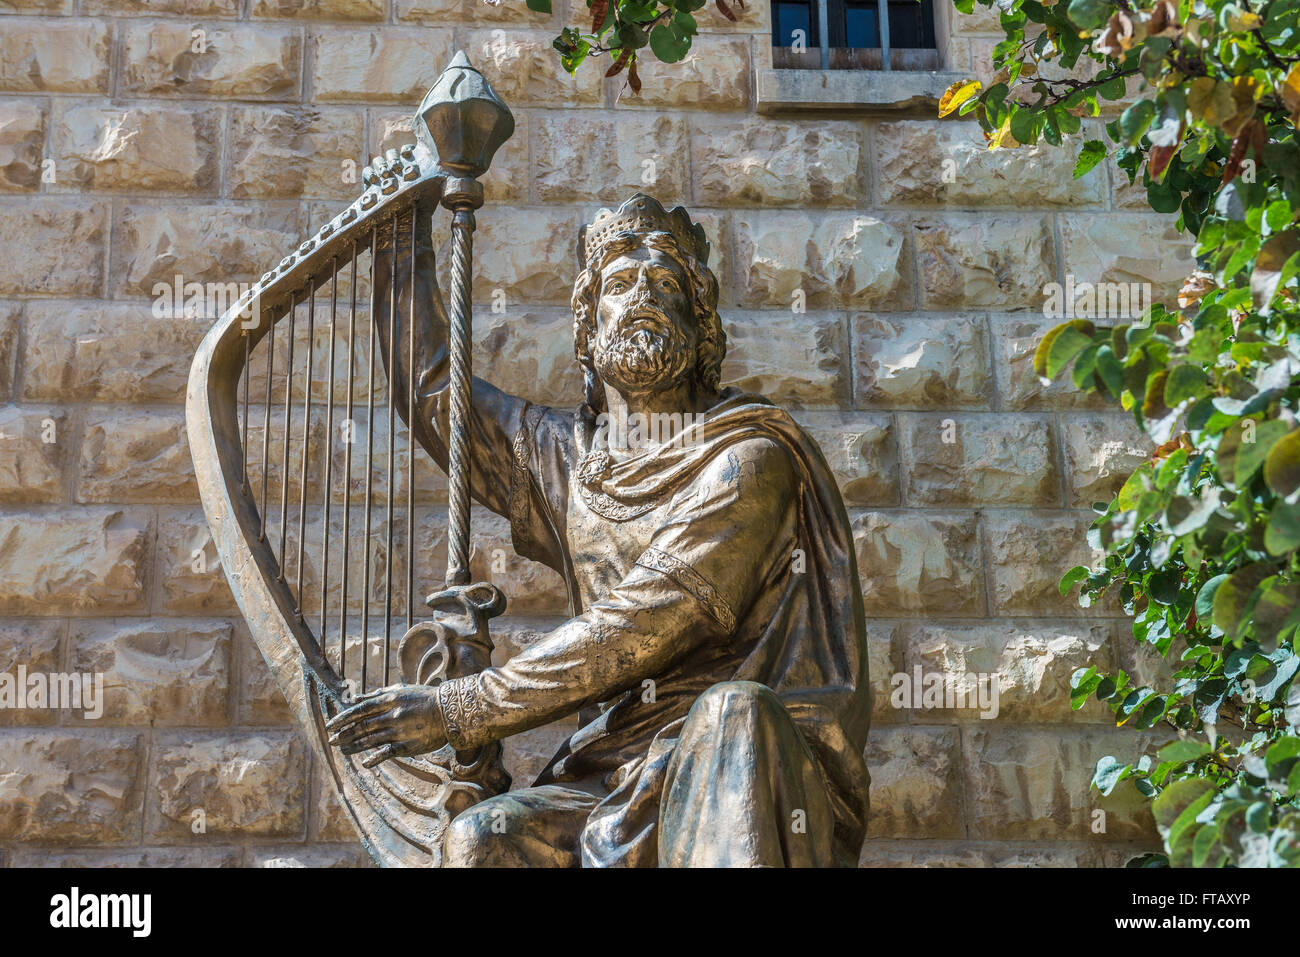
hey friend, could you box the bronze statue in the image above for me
[188,53,870,868]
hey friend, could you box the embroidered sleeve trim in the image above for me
[435,676,486,751]
[635,545,736,634]
[508,403,545,542]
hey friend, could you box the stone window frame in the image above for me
[756,0,969,113]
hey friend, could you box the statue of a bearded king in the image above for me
[326,179,872,868]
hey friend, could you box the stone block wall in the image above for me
[0,0,1194,867]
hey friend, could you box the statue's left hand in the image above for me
[326,685,448,768]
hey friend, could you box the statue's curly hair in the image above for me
[571,230,726,414]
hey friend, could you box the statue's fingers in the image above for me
[328,713,391,746]
[337,727,401,755]
[325,694,395,731]
[361,745,400,769]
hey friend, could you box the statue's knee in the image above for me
[442,800,503,868]
[688,680,782,728]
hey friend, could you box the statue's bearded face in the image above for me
[592,245,696,394]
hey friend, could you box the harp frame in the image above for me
[186,54,515,867]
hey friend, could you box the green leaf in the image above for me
[1045,323,1095,380]
[1066,0,1112,29]
[1196,574,1228,620]
[1264,429,1300,498]
[1073,139,1106,179]
[1163,364,1209,405]
[1212,563,1273,637]
[1157,739,1211,764]
[649,23,691,62]
[1265,500,1300,556]
[1059,564,1091,596]
[1093,756,1131,795]
[526,0,552,11]
[1119,100,1156,145]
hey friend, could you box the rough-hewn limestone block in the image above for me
[859,842,993,867]
[962,728,1161,841]
[874,120,1105,208]
[990,314,1111,411]
[78,408,196,504]
[864,622,901,725]
[693,117,865,207]
[395,0,558,24]
[950,3,1002,34]
[621,35,750,110]
[503,718,580,788]
[0,301,16,402]
[0,620,62,727]
[736,211,907,309]
[251,846,373,867]
[983,511,1105,617]
[533,112,689,205]
[866,726,964,839]
[467,29,602,107]
[236,627,293,726]
[0,508,151,614]
[150,732,307,839]
[252,0,384,19]
[903,620,1115,723]
[312,759,357,842]
[83,0,239,12]
[312,28,455,102]
[853,314,990,408]
[721,311,849,409]
[0,19,110,92]
[900,412,1060,506]
[9,846,244,867]
[416,508,569,615]
[0,200,108,296]
[0,101,44,191]
[113,202,303,298]
[0,731,144,843]
[1061,414,1151,507]
[51,104,220,192]
[1059,213,1194,304]
[0,0,74,12]
[69,619,232,726]
[122,22,301,98]
[475,307,584,407]
[227,106,363,200]
[472,207,581,304]
[914,214,1056,310]
[0,407,67,504]
[22,303,205,404]
[791,411,898,506]
[852,510,985,616]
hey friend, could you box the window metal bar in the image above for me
[817,0,830,68]
[878,0,891,70]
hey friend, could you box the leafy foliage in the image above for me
[947,0,1300,865]
[537,0,741,83]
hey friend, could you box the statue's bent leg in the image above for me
[443,785,601,868]
[659,680,836,868]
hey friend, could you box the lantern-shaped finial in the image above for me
[413,51,515,179]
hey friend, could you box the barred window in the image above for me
[772,0,938,70]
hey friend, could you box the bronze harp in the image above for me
[186,53,514,867]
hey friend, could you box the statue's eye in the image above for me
[659,277,679,293]
[606,280,627,294]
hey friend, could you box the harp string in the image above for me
[277,293,298,583]
[322,259,338,663]
[361,227,378,693]
[407,213,417,630]
[341,247,358,682]
[296,278,315,617]
[385,212,398,682]
[258,303,275,543]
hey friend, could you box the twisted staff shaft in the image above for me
[445,206,475,587]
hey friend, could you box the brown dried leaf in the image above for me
[605,47,631,77]
[715,0,738,21]
[628,58,641,94]
[590,0,608,34]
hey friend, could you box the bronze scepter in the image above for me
[395,54,515,715]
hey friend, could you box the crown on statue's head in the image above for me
[578,193,711,272]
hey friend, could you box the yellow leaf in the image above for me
[1227,9,1262,30]
[987,116,1022,150]
[1282,64,1300,128]
[1187,76,1236,129]
[938,79,981,118]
